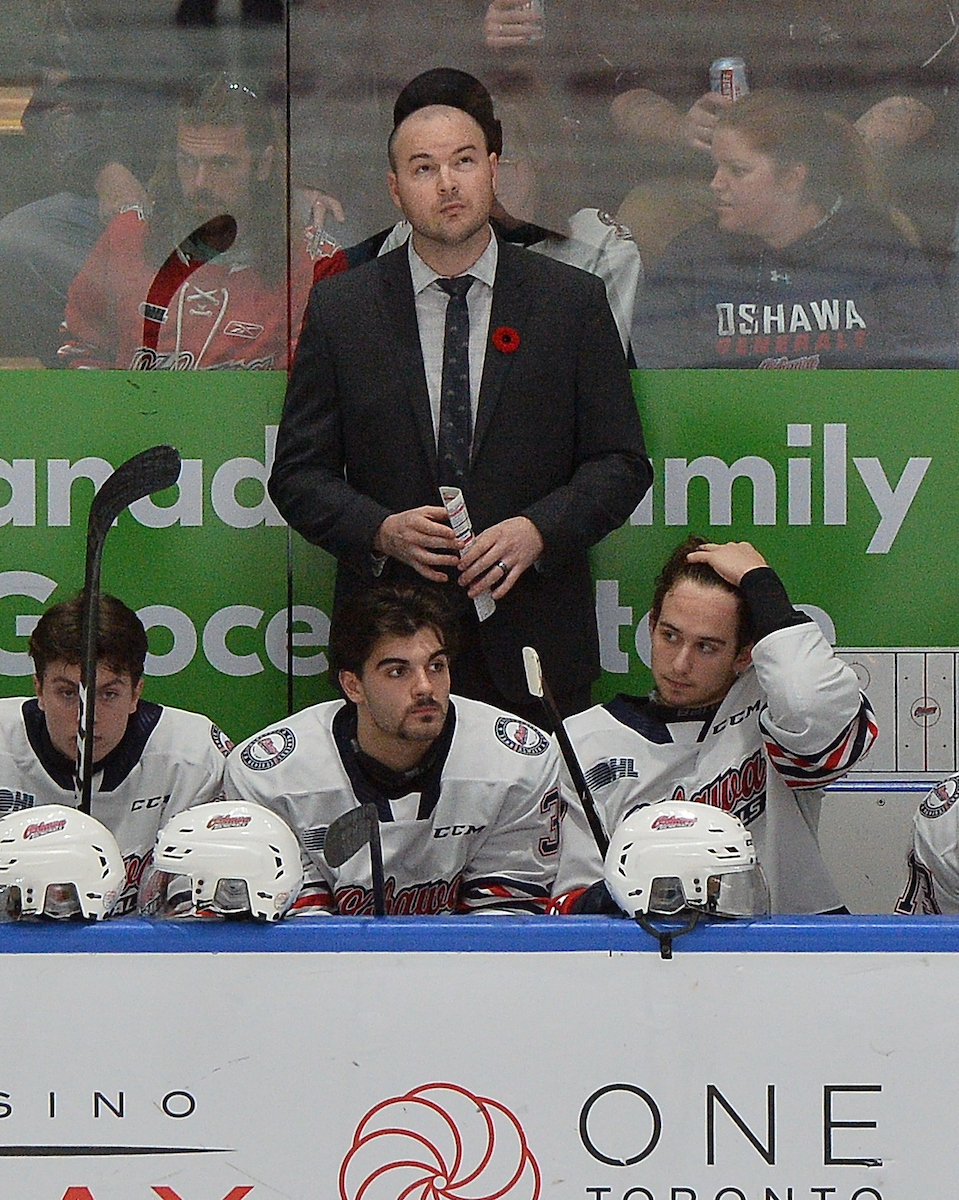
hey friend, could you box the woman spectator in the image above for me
[631,89,957,368]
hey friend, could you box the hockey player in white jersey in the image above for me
[553,537,877,914]
[223,584,562,915]
[0,593,231,913]
[896,776,959,914]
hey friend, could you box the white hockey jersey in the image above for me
[222,696,562,915]
[555,622,877,914]
[897,775,959,914]
[0,697,231,913]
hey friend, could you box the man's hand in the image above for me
[680,92,732,152]
[95,161,146,225]
[483,0,542,49]
[294,186,347,230]
[457,516,544,599]
[610,89,730,153]
[686,540,768,587]
[373,506,459,582]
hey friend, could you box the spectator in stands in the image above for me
[0,0,166,365]
[58,72,330,370]
[631,91,957,368]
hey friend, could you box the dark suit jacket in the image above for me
[270,238,651,703]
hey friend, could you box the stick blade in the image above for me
[522,645,544,698]
[324,803,378,868]
[88,445,182,537]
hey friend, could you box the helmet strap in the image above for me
[636,910,702,959]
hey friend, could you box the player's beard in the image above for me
[174,190,247,251]
[363,695,447,746]
[395,697,448,742]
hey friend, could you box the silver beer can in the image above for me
[710,56,749,100]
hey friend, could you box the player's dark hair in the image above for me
[329,584,459,685]
[145,72,286,283]
[650,535,753,651]
[29,593,148,684]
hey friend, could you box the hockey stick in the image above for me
[323,803,387,917]
[77,445,182,814]
[522,645,609,858]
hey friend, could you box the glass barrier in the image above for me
[0,0,956,369]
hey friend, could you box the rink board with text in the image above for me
[0,916,952,1199]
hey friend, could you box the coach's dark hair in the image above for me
[389,67,503,169]
[29,593,148,683]
[329,584,459,685]
[650,535,754,650]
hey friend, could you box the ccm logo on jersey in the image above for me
[241,729,296,770]
[433,823,486,839]
[494,717,549,756]
[131,794,169,812]
[711,700,762,735]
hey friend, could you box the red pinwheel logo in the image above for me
[339,1082,541,1200]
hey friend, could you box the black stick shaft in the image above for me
[77,536,105,814]
[76,446,181,814]
[538,675,609,859]
[369,822,387,917]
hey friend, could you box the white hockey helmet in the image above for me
[605,800,769,921]
[138,800,304,922]
[0,804,125,921]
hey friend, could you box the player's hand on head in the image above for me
[374,506,459,582]
[457,516,544,599]
[685,540,768,586]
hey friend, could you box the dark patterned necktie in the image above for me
[436,275,475,487]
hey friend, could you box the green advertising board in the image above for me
[0,368,952,761]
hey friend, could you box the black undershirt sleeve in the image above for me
[739,566,812,645]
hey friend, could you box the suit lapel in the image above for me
[376,246,439,480]
[472,241,530,463]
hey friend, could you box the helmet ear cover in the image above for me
[139,800,304,922]
[0,804,125,921]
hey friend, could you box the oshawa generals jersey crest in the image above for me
[554,621,877,914]
[0,697,230,913]
[223,697,562,915]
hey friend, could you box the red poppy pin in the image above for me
[492,325,520,354]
